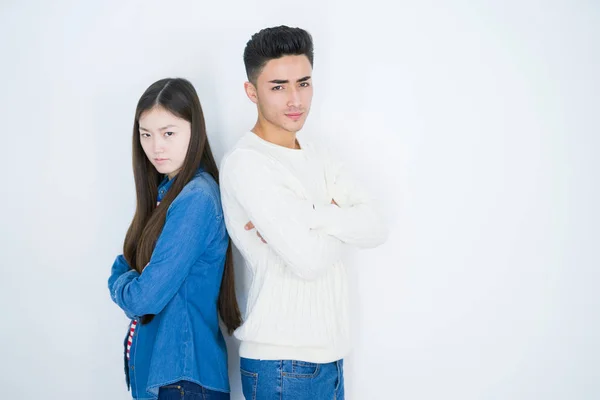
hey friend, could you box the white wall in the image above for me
[0,0,598,399]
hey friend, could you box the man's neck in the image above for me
[252,120,300,150]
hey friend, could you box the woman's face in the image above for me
[138,106,191,179]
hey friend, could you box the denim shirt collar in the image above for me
[157,176,175,203]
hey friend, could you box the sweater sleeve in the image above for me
[220,149,344,280]
[311,149,388,248]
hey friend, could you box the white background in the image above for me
[0,0,598,399]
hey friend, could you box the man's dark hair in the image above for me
[243,25,314,84]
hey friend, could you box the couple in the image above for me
[108,25,387,400]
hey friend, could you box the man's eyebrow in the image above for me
[268,76,311,84]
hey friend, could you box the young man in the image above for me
[220,26,388,399]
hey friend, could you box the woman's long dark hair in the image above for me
[123,78,241,333]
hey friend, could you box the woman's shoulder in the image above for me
[172,170,222,217]
[185,169,219,194]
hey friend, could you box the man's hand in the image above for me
[245,221,267,243]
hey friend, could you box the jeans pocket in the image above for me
[240,368,258,400]
[158,384,184,400]
[285,360,320,378]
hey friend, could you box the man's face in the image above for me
[247,55,313,134]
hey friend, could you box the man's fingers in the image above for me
[245,221,266,243]
[257,231,267,244]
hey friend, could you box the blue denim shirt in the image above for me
[108,168,230,399]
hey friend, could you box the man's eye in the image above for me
[271,86,283,91]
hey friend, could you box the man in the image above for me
[220,25,387,399]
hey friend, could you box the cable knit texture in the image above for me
[220,132,388,363]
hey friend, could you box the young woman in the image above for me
[108,78,241,400]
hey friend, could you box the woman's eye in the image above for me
[165,131,174,137]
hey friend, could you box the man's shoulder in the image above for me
[221,134,275,171]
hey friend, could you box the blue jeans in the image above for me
[157,380,230,399]
[240,358,344,400]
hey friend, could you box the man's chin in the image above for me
[282,121,306,133]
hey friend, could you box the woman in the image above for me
[108,78,241,400]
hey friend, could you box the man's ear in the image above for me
[244,81,258,104]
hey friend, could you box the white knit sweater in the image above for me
[220,131,387,363]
